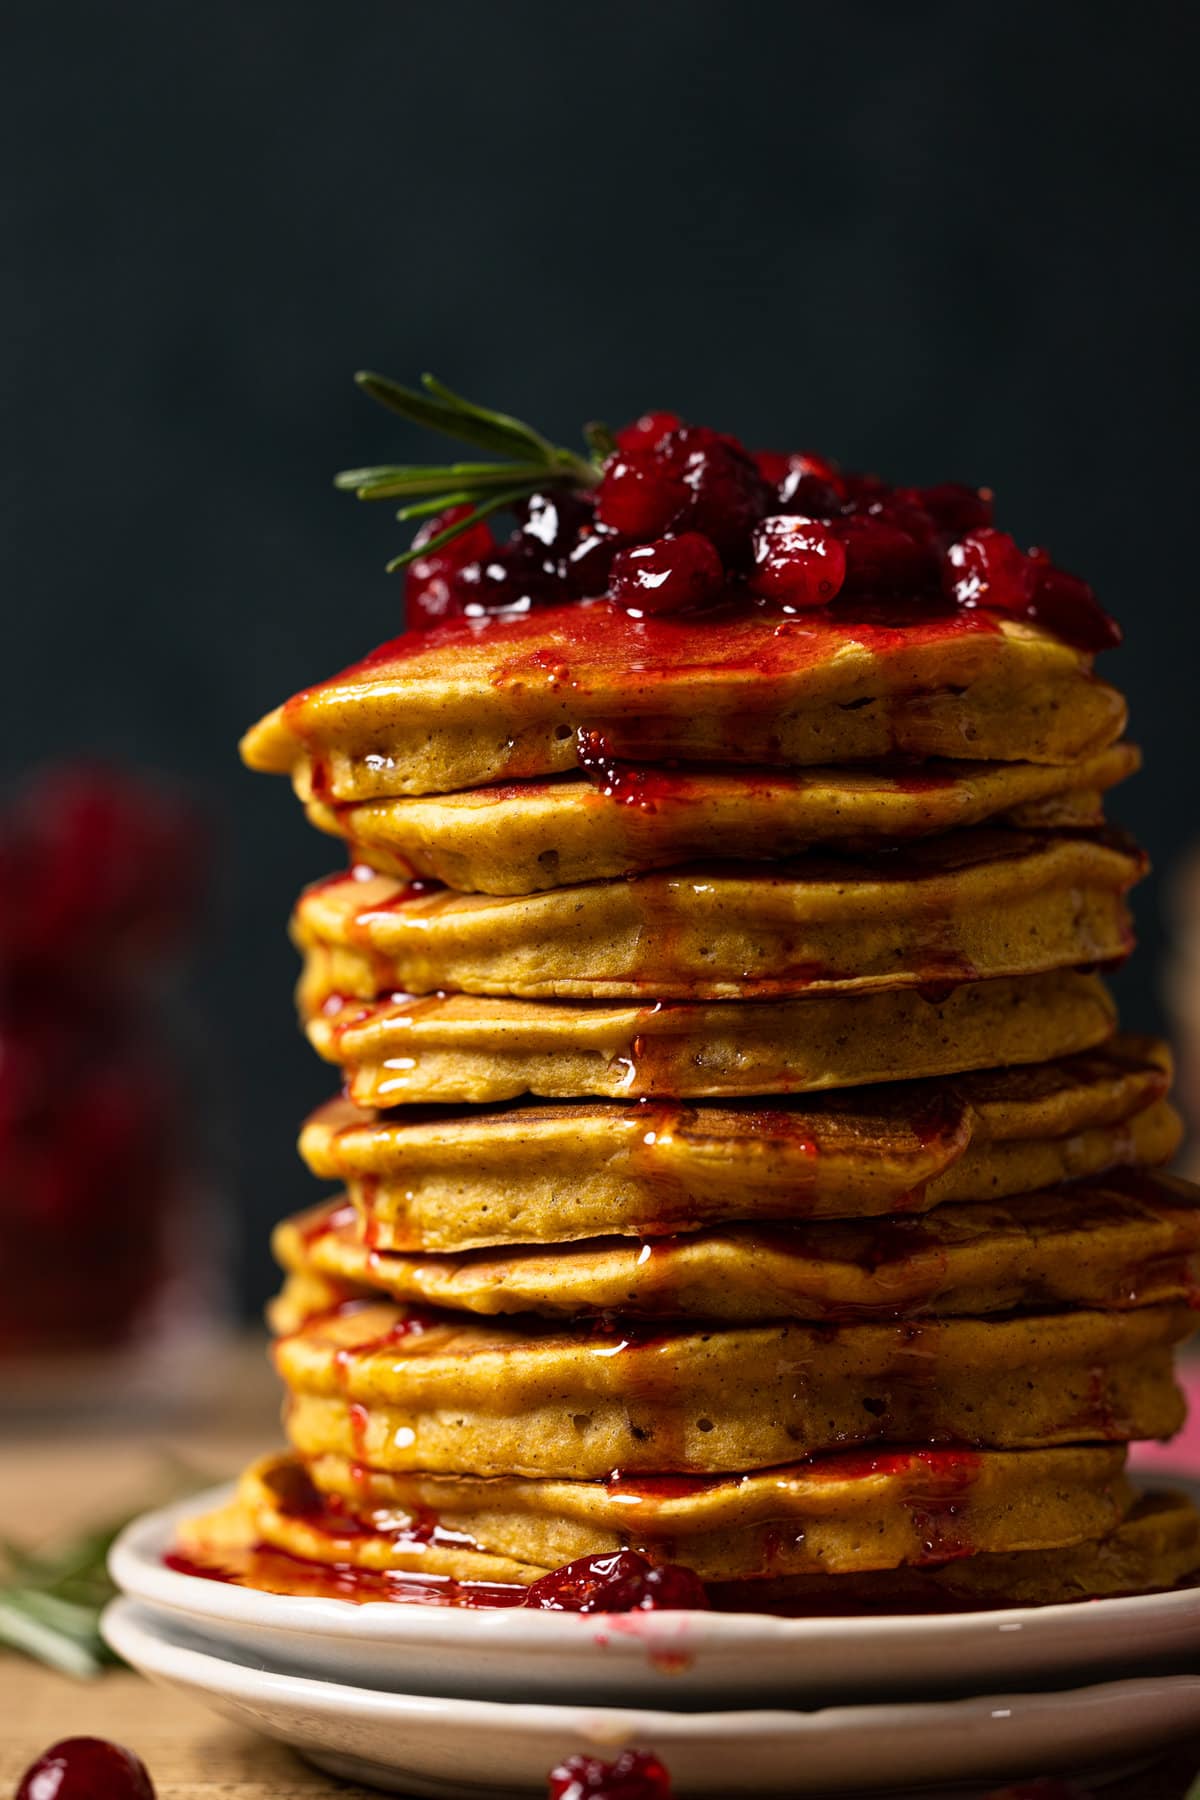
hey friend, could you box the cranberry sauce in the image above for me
[387,413,1117,654]
[548,1750,674,1800]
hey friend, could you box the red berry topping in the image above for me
[942,527,1037,610]
[405,505,496,628]
[595,454,687,538]
[913,482,994,538]
[1027,563,1121,652]
[756,449,848,517]
[749,516,847,607]
[608,532,724,614]
[15,1738,156,1800]
[524,1549,709,1613]
[668,426,774,560]
[834,514,934,592]
[564,525,620,597]
[614,411,682,455]
[548,1750,673,1800]
[516,490,596,559]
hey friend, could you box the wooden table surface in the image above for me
[0,1336,382,1796]
[2,1336,1200,1799]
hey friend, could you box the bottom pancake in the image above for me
[273,1297,1191,1477]
[713,1492,1200,1612]
[172,1454,1199,1608]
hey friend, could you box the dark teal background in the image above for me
[2,0,1196,1311]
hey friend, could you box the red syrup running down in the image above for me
[388,409,1119,654]
[15,1738,156,1800]
[163,1545,708,1613]
[548,1750,674,1800]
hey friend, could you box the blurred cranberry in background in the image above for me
[0,764,222,1399]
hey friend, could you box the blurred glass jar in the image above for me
[0,763,227,1415]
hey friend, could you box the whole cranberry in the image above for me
[750,516,847,606]
[548,1749,673,1800]
[515,490,596,558]
[1027,563,1121,652]
[942,527,1036,610]
[667,426,774,560]
[756,449,848,517]
[405,504,496,627]
[15,1738,156,1800]
[565,524,621,597]
[834,514,934,592]
[912,482,994,538]
[609,532,724,613]
[524,1549,709,1612]
[614,411,681,454]
[595,452,687,538]
[453,541,557,615]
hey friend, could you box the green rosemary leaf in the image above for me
[385,485,536,572]
[419,373,558,463]
[334,460,550,502]
[584,420,618,462]
[0,1592,111,1680]
[355,372,553,463]
[394,492,476,522]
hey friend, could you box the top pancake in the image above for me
[241,602,1127,800]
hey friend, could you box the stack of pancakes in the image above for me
[182,602,1200,1607]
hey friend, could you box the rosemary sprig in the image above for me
[0,1460,204,1678]
[0,1520,126,1678]
[334,371,607,570]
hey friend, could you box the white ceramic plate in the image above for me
[102,1596,1200,1798]
[112,1484,1200,1707]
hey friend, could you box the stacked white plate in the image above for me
[106,1483,1200,1797]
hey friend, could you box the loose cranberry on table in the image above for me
[15,1738,156,1800]
[524,1549,709,1612]
[608,533,724,614]
[548,1748,673,1800]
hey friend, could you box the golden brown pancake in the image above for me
[180,1446,1132,1585]
[292,830,1141,1002]
[712,1492,1200,1609]
[273,1297,1191,1477]
[274,1169,1200,1324]
[173,1472,1199,1607]
[298,1039,1177,1250]
[241,603,1127,799]
[306,745,1140,894]
[305,971,1117,1106]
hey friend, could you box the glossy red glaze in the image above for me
[524,1549,710,1613]
[14,1738,156,1800]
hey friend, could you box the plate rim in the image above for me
[112,1480,1200,1656]
[100,1594,1200,1735]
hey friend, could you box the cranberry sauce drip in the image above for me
[548,1750,674,1800]
[400,411,1118,653]
[524,1549,710,1614]
[15,1738,156,1800]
